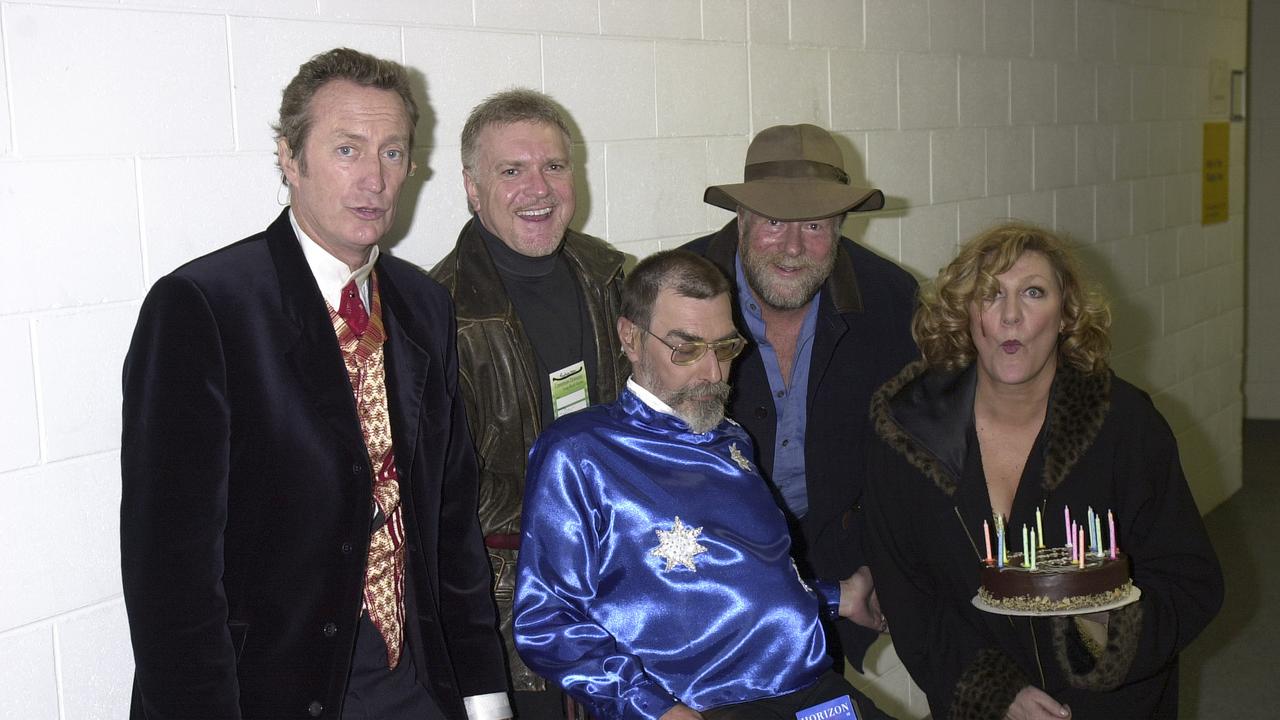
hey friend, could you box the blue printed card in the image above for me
[796,694,858,720]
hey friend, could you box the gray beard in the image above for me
[740,248,834,311]
[665,381,731,434]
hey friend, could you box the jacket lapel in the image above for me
[561,230,628,403]
[450,218,519,319]
[871,360,975,497]
[805,289,847,408]
[449,218,544,421]
[377,266,429,482]
[1040,366,1110,493]
[805,241,863,403]
[872,360,1112,497]
[267,210,367,457]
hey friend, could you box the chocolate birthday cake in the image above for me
[978,547,1132,612]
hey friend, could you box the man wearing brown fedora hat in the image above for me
[684,124,919,685]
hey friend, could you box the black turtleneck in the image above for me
[477,218,595,428]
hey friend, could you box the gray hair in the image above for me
[621,250,731,331]
[460,88,572,171]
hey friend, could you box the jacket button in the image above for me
[754,406,768,419]
[341,542,353,554]
[322,622,337,637]
[307,701,324,717]
[352,462,364,475]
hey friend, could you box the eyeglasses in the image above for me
[635,324,747,366]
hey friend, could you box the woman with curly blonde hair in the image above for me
[862,222,1221,719]
[913,223,1111,375]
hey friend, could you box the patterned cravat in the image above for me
[333,276,405,668]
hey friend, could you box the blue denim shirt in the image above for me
[734,256,820,518]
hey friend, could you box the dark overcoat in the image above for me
[683,219,919,667]
[865,360,1223,718]
[121,209,506,719]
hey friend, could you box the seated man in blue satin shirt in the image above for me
[513,250,887,720]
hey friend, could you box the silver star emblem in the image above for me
[650,516,708,572]
[729,443,752,472]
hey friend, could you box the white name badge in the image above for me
[550,360,590,419]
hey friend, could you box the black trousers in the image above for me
[342,612,445,720]
[514,686,572,719]
[701,671,891,720]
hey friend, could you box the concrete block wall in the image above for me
[0,0,1247,717]
[1246,1,1280,419]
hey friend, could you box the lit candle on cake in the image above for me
[1090,504,1100,556]
[1108,510,1117,560]
[983,519,993,564]
[1094,516,1104,558]
[1022,525,1029,568]
[993,512,1003,563]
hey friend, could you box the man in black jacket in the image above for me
[683,124,919,675]
[121,48,508,720]
[431,89,628,720]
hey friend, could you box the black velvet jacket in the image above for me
[121,210,507,719]
[684,219,919,668]
[865,360,1223,719]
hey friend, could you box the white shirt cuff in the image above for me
[465,691,513,720]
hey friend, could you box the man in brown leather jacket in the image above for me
[431,89,628,719]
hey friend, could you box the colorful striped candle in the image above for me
[1108,510,1117,559]
[984,519,993,563]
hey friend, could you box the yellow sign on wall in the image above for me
[1202,122,1229,225]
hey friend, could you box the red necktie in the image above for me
[338,280,369,336]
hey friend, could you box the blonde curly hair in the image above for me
[913,222,1112,374]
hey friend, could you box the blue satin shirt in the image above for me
[514,383,836,720]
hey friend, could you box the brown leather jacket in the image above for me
[430,218,629,691]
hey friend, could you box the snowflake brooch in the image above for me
[650,516,708,572]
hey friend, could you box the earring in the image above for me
[277,182,290,207]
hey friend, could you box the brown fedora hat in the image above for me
[704,124,884,221]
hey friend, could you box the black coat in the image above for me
[683,220,919,667]
[865,360,1224,719]
[121,210,507,719]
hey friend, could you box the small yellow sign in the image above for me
[1202,122,1229,225]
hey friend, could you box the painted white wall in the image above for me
[0,0,1248,717]
[1246,1,1280,418]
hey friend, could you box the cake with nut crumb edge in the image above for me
[978,546,1132,613]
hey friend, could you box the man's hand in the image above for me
[1004,686,1070,720]
[659,703,704,720]
[838,565,887,632]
